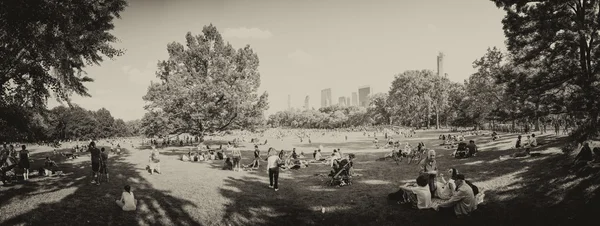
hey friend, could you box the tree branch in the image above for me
[217,113,238,131]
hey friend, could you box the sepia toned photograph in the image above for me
[1,0,599,225]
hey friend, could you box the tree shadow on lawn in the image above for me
[0,148,202,226]
[217,156,499,226]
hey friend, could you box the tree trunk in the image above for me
[435,107,440,129]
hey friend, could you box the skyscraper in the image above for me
[346,97,351,106]
[304,95,310,110]
[321,88,332,108]
[352,92,358,106]
[358,86,372,107]
[338,97,346,106]
[437,52,445,77]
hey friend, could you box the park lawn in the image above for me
[1,130,599,226]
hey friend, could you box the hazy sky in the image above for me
[48,0,507,121]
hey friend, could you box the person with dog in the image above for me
[432,174,478,217]
[419,149,438,196]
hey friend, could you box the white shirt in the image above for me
[120,191,136,211]
[531,137,537,146]
[411,185,432,209]
[267,155,281,169]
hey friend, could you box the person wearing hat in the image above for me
[432,174,477,217]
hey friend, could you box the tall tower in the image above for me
[352,92,358,106]
[437,52,445,77]
[338,97,346,106]
[304,95,310,110]
[321,88,332,108]
[358,86,372,107]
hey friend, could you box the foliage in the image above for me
[142,24,269,137]
[0,0,127,109]
[491,0,600,137]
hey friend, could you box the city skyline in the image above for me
[46,0,507,120]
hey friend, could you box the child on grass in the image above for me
[116,185,137,211]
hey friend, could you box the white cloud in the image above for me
[222,27,273,39]
[122,63,157,86]
[287,49,314,66]
[427,24,438,33]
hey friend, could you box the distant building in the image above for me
[352,92,358,106]
[346,97,351,107]
[358,86,372,107]
[338,97,346,106]
[304,95,310,110]
[437,52,445,77]
[321,88,332,108]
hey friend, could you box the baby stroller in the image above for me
[454,142,470,158]
[1,156,18,185]
[327,154,355,187]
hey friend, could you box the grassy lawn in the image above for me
[1,130,599,226]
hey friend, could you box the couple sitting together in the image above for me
[389,168,482,218]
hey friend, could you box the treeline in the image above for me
[269,46,579,133]
[0,104,141,142]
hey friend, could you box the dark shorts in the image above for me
[100,163,108,174]
[20,161,30,169]
[232,156,241,165]
[92,161,100,172]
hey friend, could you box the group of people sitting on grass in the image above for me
[510,134,539,158]
[451,140,479,159]
[388,149,483,218]
[572,142,600,176]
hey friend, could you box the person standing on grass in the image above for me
[19,145,30,181]
[89,142,101,185]
[149,145,161,174]
[419,149,438,196]
[100,147,109,183]
[267,151,283,191]
[231,145,242,172]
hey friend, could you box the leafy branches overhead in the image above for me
[0,0,128,109]
[142,25,269,137]
[491,0,600,132]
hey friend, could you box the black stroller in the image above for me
[327,154,355,187]
[1,156,18,185]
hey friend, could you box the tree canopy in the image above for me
[142,25,269,137]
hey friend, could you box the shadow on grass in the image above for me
[0,148,203,226]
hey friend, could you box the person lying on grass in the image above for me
[432,174,478,218]
[116,185,137,211]
[393,174,432,209]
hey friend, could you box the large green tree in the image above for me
[142,25,269,137]
[492,0,600,138]
[0,0,127,108]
